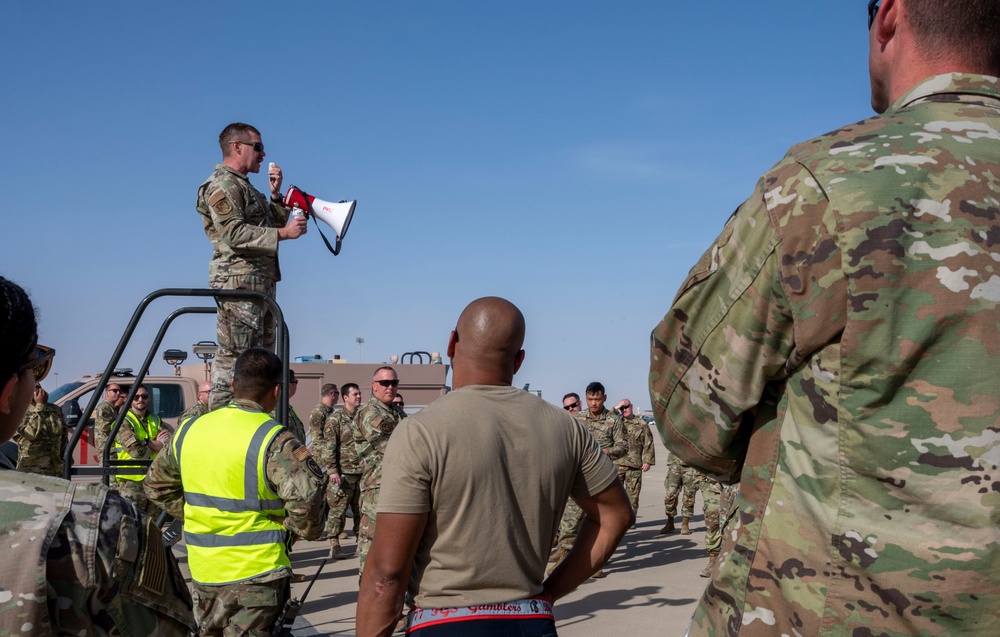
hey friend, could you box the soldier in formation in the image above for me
[611,399,654,515]
[326,381,364,558]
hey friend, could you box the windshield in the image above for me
[49,381,85,403]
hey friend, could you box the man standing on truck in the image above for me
[115,385,169,515]
[197,122,308,410]
[144,348,327,636]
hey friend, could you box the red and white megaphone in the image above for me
[283,185,357,256]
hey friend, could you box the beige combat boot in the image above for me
[548,546,569,564]
[329,539,345,560]
[680,517,691,535]
[659,518,675,534]
[699,552,719,578]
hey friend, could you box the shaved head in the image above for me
[449,297,526,388]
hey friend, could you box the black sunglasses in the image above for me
[868,0,880,29]
[135,393,150,400]
[375,379,399,387]
[563,401,580,411]
[235,140,265,152]
[19,345,55,383]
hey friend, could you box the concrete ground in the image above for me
[173,433,710,636]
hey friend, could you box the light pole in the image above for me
[356,337,365,364]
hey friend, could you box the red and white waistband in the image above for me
[405,597,554,633]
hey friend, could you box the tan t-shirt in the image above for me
[377,384,618,608]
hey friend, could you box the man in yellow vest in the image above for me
[145,348,327,635]
[114,385,168,515]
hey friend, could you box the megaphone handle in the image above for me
[310,213,342,256]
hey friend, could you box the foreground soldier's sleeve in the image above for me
[649,162,820,482]
[144,439,186,519]
[265,430,328,540]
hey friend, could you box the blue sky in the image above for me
[2,2,873,408]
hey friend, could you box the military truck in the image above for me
[51,370,200,468]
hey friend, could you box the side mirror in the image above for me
[62,399,82,428]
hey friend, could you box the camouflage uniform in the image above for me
[663,453,697,520]
[179,400,209,426]
[93,398,118,467]
[554,408,627,552]
[13,402,67,477]
[197,164,289,409]
[649,74,1000,635]
[144,397,327,635]
[692,469,722,553]
[354,396,404,576]
[0,467,195,635]
[612,413,655,512]
[308,402,338,537]
[328,407,363,539]
[287,406,306,443]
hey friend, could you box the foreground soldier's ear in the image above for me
[0,373,20,415]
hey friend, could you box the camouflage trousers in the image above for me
[663,455,696,519]
[555,499,584,552]
[211,275,277,410]
[192,578,289,637]
[325,473,361,539]
[617,467,643,514]
[357,485,380,580]
[693,472,723,555]
[116,479,160,518]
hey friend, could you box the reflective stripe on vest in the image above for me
[115,411,161,482]
[174,404,289,584]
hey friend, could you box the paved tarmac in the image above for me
[173,433,709,636]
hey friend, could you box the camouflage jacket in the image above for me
[116,410,163,461]
[14,402,67,477]
[288,407,306,443]
[329,407,362,475]
[650,74,1000,636]
[144,398,328,547]
[196,164,290,284]
[0,470,195,635]
[355,396,404,492]
[308,402,336,470]
[613,414,655,470]
[93,399,118,463]
[178,400,209,426]
[574,407,627,461]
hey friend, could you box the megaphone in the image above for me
[283,185,357,256]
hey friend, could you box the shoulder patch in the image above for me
[293,445,312,462]
[208,189,234,218]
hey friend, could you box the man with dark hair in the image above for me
[325,381,364,556]
[650,2,1000,633]
[0,275,195,635]
[357,297,633,637]
[197,122,309,409]
[309,382,342,552]
[561,392,581,414]
[355,365,404,577]
[550,381,627,577]
[114,384,169,515]
[145,347,327,636]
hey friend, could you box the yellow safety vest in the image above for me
[172,404,289,584]
[115,410,161,482]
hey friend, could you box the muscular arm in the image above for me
[144,440,186,519]
[356,512,428,637]
[265,431,328,540]
[542,479,633,601]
